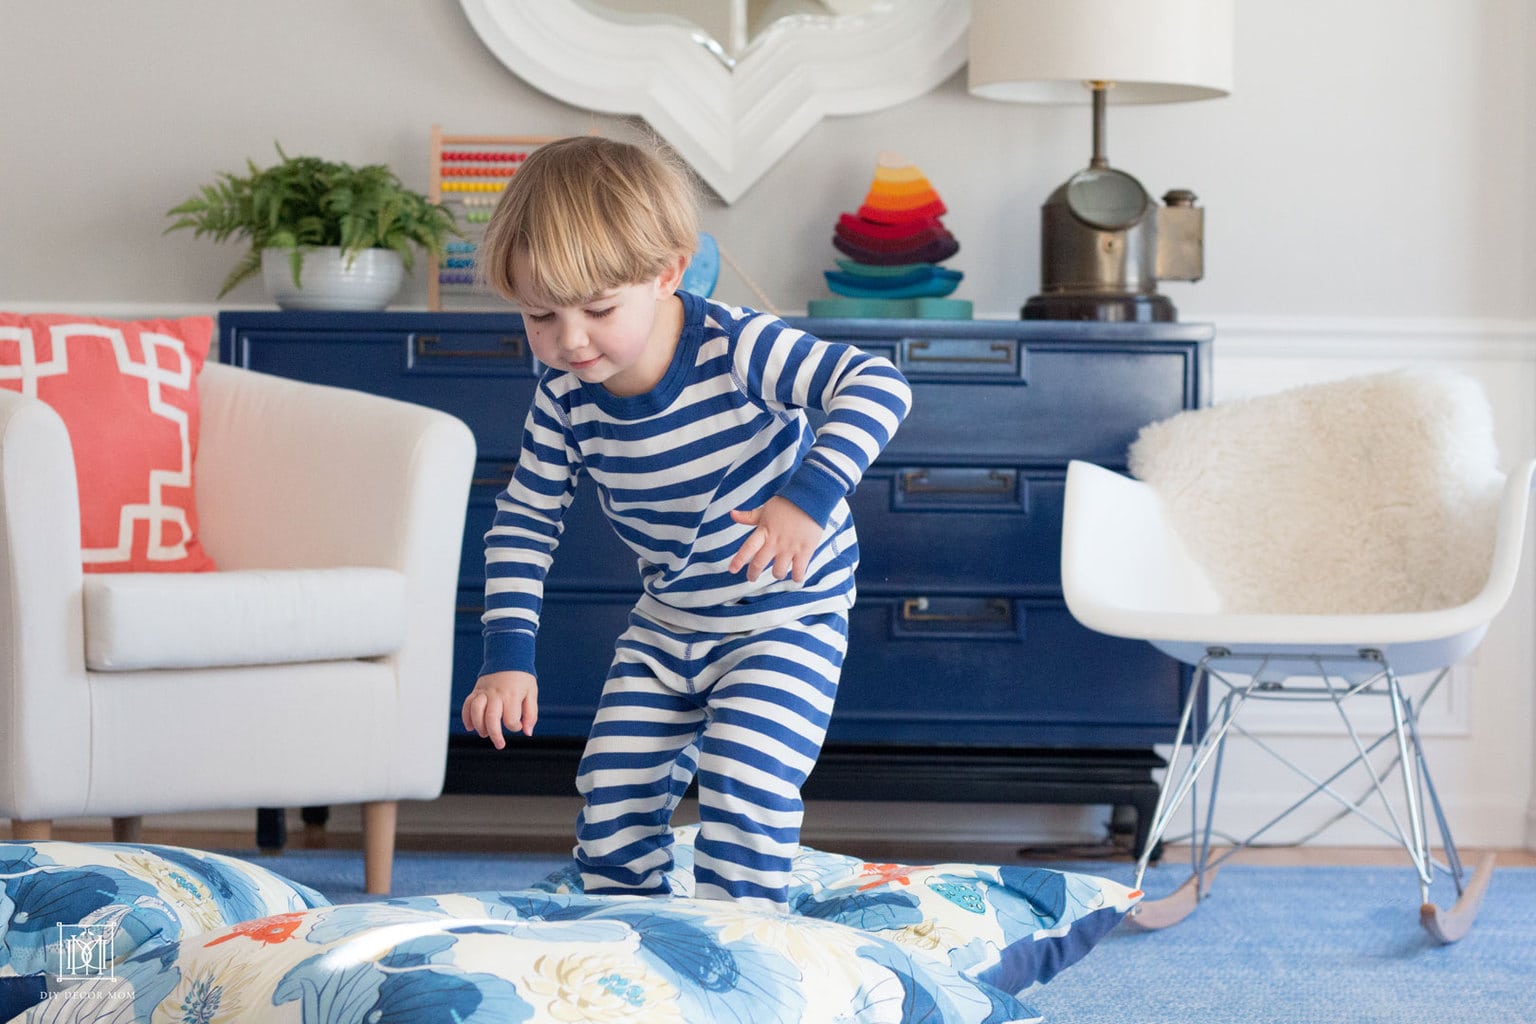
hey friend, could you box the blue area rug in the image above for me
[1033,860,1535,1024]
[228,846,570,903]
[234,848,1536,1024]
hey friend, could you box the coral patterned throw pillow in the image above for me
[0,314,216,572]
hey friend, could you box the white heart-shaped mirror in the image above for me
[459,0,970,203]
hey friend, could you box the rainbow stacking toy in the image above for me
[808,154,971,319]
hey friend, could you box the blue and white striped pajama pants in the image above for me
[573,608,849,912]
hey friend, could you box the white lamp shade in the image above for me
[968,0,1234,104]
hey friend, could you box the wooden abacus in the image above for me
[428,126,566,310]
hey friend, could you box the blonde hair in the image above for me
[479,136,699,306]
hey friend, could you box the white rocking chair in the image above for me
[1059,372,1535,943]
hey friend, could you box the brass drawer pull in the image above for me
[901,468,1015,496]
[905,340,1013,365]
[901,597,1012,624]
[415,334,526,359]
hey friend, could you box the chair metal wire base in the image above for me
[1126,646,1493,942]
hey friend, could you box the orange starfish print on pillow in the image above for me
[205,911,306,947]
[857,862,927,891]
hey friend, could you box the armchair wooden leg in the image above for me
[361,800,397,896]
[10,820,51,841]
[111,817,143,843]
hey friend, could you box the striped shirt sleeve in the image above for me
[733,315,912,525]
[480,380,580,677]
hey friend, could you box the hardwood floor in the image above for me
[16,822,1534,868]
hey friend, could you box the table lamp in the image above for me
[968,0,1233,321]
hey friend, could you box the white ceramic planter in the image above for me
[261,247,405,311]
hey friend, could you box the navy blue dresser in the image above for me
[221,310,1212,853]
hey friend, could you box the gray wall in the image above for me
[3,1,1531,322]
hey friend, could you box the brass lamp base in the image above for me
[1019,84,1204,326]
[1022,292,1176,323]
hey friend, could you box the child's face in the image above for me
[514,251,683,396]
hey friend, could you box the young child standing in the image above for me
[460,136,911,912]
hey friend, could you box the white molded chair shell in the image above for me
[1061,458,1536,678]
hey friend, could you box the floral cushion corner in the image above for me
[0,839,328,978]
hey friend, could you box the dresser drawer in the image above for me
[464,462,1064,597]
[832,595,1188,747]
[849,466,1062,593]
[231,329,409,391]
[398,329,537,458]
[895,345,1196,465]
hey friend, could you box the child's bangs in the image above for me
[520,218,671,307]
[517,244,606,308]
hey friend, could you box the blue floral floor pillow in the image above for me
[0,840,328,979]
[534,825,1141,996]
[0,835,1131,1021]
[35,895,1044,1023]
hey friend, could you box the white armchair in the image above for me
[0,362,476,894]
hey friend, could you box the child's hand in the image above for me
[461,670,539,748]
[729,496,821,583]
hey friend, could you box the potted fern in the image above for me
[166,144,459,309]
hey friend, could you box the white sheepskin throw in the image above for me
[1127,369,1503,615]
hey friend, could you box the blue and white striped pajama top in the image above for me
[481,291,912,674]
